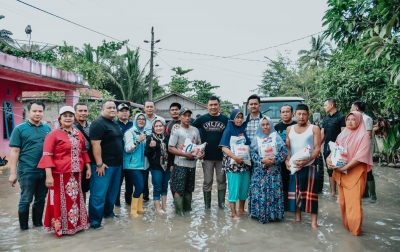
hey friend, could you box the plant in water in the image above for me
[382,124,400,164]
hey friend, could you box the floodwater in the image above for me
[0,164,399,252]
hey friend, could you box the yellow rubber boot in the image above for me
[137,194,146,213]
[130,197,140,218]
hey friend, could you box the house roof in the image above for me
[22,89,102,100]
[153,92,207,108]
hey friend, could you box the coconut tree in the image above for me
[298,36,332,68]
[0,15,13,43]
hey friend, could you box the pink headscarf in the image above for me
[336,111,374,172]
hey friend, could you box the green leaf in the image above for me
[386,16,397,37]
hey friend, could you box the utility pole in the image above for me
[144,27,160,100]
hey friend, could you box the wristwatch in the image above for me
[96,163,104,168]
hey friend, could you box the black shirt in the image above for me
[322,111,346,153]
[116,119,133,135]
[165,120,180,167]
[274,121,297,142]
[89,116,124,166]
[144,135,168,170]
[192,113,228,161]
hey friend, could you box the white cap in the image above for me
[59,106,75,115]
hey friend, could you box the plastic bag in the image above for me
[257,132,278,159]
[289,145,312,174]
[182,138,206,159]
[229,136,251,166]
[328,141,348,174]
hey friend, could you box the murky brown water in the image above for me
[0,164,399,251]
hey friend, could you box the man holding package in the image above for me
[285,104,321,228]
[168,107,203,216]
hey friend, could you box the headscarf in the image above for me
[133,113,147,134]
[151,119,168,171]
[219,109,250,148]
[336,111,374,172]
[250,116,282,152]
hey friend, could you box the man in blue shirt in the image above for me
[8,100,51,230]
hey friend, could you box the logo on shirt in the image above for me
[202,121,226,132]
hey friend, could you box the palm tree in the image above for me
[0,15,13,43]
[298,36,332,68]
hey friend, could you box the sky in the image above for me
[1,0,328,105]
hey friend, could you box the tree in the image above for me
[298,36,331,68]
[319,46,389,117]
[190,80,219,104]
[167,67,193,94]
[0,15,13,43]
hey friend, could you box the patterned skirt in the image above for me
[288,165,318,214]
[248,164,284,224]
[44,172,89,237]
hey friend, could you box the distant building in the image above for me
[153,92,208,121]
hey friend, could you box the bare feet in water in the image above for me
[238,210,248,215]
[231,214,242,220]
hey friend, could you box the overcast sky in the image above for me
[1,0,328,105]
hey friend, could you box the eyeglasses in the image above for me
[137,118,146,121]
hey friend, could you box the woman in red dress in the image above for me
[38,106,91,237]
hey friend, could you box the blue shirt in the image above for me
[9,121,51,173]
[116,119,133,135]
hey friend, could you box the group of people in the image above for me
[8,94,375,237]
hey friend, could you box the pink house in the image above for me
[0,51,86,158]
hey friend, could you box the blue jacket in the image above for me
[123,126,149,170]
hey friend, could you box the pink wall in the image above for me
[0,80,23,158]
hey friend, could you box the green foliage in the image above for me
[0,15,13,43]
[319,46,389,117]
[167,67,193,94]
[78,89,115,122]
[382,124,400,163]
[190,80,219,104]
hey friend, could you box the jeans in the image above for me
[150,168,171,200]
[89,164,122,226]
[18,171,47,212]
[127,170,145,198]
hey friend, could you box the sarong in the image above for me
[287,165,318,214]
[44,172,89,237]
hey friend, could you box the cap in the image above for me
[179,107,192,115]
[117,103,129,111]
[59,106,75,115]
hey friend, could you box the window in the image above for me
[3,101,15,139]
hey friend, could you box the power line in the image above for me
[0,2,37,20]
[16,0,147,52]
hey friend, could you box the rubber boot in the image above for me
[130,197,140,218]
[32,205,44,227]
[367,181,377,203]
[203,191,211,210]
[183,192,192,212]
[137,194,146,213]
[218,189,227,210]
[174,195,185,217]
[161,195,167,211]
[18,211,29,230]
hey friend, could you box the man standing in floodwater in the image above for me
[286,104,321,228]
[274,104,296,211]
[89,101,123,229]
[192,96,228,210]
[321,98,345,196]
[8,100,51,230]
[244,94,263,141]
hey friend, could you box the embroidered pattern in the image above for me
[68,202,79,227]
[50,189,54,205]
[65,176,79,201]
[43,152,53,156]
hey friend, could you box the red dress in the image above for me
[38,128,91,237]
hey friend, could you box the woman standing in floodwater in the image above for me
[38,106,91,237]
[327,111,373,236]
[248,116,287,224]
[219,109,251,220]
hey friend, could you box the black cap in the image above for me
[179,107,192,115]
[117,103,129,111]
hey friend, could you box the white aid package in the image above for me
[230,136,251,166]
[182,138,207,159]
[257,132,278,159]
[289,145,312,175]
[328,141,348,174]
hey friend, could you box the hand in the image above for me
[149,137,156,147]
[138,133,147,142]
[96,163,108,177]
[198,151,205,160]
[233,155,244,164]
[294,159,310,169]
[184,151,195,160]
[262,158,275,167]
[45,175,54,188]
[285,159,291,171]
[86,167,92,179]
[9,173,17,187]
